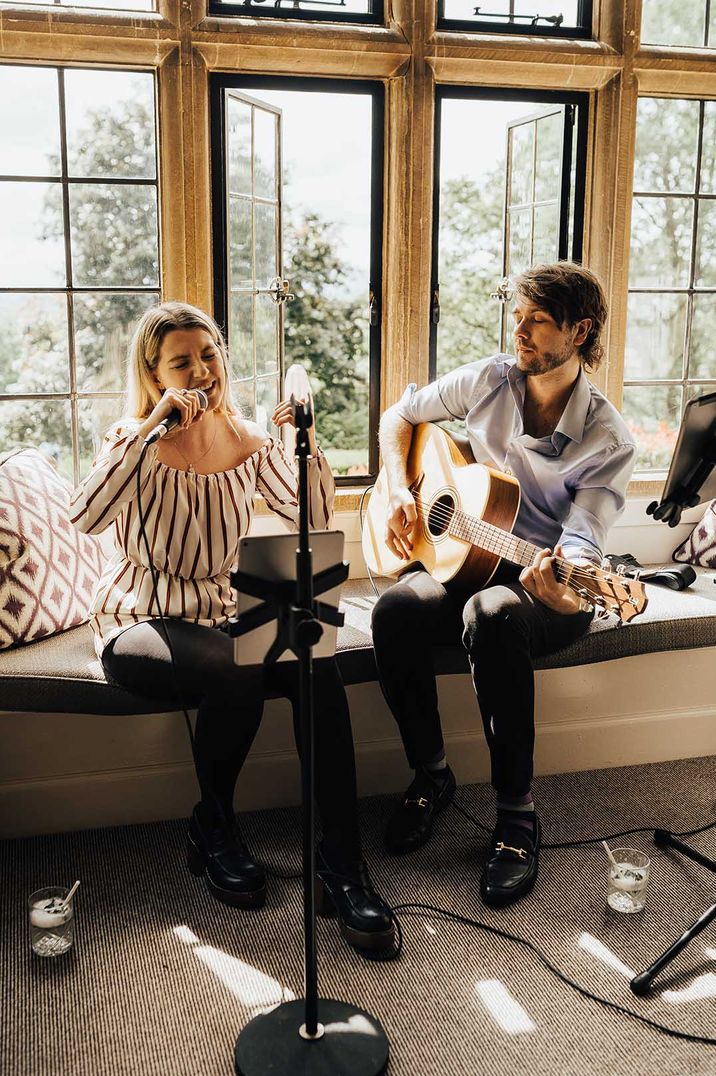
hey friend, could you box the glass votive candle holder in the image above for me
[606,848,651,914]
[28,886,74,957]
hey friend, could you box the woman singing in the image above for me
[71,301,395,957]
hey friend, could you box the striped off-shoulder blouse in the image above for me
[70,422,335,658]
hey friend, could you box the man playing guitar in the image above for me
[371,262,637,907]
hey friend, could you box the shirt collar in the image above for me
[506,357,590,446]
[554,367,591,445]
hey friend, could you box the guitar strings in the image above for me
[409,492,597,590]
[406,490,617,595]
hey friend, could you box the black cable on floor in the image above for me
[428,770,716,849]
[387,902,716,1046]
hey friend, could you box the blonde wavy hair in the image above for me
[125,301,237,420]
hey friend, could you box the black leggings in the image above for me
[102,619,362,859]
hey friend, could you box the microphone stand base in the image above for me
[234,998,389,1076]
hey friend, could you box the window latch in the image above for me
[369,288,379,327]
[267,277,294,305]
[431,287,440,325]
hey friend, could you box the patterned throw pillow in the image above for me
[672,499,716,569]
[0,449,104,649]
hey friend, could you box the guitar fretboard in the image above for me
[449,508,538,568]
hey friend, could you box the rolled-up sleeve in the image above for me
[395,362,487,426]
[559,442,637,562]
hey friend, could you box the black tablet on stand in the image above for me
[647,390,716,527]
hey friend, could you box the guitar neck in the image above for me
[450,510,541,570]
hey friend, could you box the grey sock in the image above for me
[425,757,448,773]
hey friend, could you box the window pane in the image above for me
[633,98,699,194]
[255,203,277,288]
[0,68,60,177]
[229,292,253,381]
[641,1,708,47]
[700,102,716,193]
[629,197,693,287]
[217,0,373,12]
[509,123,534,207]
[687,383,716,403]
[0,399,72,479]
[624,292,687,380]
[229,198,253,287]
[532,202,559,263]
[0,182,65,287]
[256,375,278,430]
[256,293,278,377]
[227,98,252,197]
[254,109,278,201]
[534,112,562,202]
[234,379,254,418]
[0,294,69,394]
[69,184,159,287]
[74,292,158,393]
[507,207,532,277]
[77,396,125,477]
[622,384,682,471]
[689,295,716,378]
[441,0,581,29]
[694,200,716,286]
[64,70,156,180]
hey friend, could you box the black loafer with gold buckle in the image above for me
[384,765,456,854]
[480,815,541,908]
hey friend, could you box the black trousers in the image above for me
[102,619,362,859]
[371,563,594,798]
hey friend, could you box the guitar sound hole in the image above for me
[427,494,454,538]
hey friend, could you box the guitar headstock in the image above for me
[569,562,649,623]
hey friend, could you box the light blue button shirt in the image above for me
[395,354,637,564]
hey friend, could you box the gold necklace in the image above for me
[172,413,219,474]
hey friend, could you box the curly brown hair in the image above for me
[512,262,608,372]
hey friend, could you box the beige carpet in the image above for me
[4,756,716,1076]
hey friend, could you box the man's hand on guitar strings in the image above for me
[519,544,585,616]
[386,487,418,561]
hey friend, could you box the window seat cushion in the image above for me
[1,570,715,716]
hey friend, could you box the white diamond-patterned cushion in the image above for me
[0,449,104,650]
[673,499,716,569]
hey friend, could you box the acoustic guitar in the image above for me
[361,423,648,624]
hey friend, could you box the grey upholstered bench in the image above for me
[1,573,716,717]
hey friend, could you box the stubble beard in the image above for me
[519,340,575,377]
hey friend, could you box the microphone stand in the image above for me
[631,832,716,995]
[229,397,390,1076]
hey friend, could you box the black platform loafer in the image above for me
[187,804,266,910]
[480,815,541,908]
[384,766,456,854]
[315,845,397,958]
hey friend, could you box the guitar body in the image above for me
[362,423,521,588]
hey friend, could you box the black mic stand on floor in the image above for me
[228,398,390,1076]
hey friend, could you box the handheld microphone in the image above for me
[143,388,209,446]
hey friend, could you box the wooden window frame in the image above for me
[2,0,715,499]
